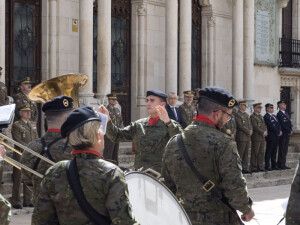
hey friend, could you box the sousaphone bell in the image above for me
[28,74,88,108]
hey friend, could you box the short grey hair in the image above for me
[168,92,177,97]
[69,120,101,150]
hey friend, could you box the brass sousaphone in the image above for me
[28,74,88,108]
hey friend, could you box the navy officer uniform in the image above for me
[277,100,293,170]
[264,103,282,171]
[166,104,184,127]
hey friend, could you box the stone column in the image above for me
[49,0,57,78]
[165,0,178,95]
[232,0,243,99]
[137,4,146,106]
[0,0,5,83]
[179,0,192,99]
[207,16,215,86]
[79,0,94,99]
[243,0,254,101]
[96,0,111,100]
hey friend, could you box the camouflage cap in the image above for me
[183,90,195,97]
[199,86,238,109]
[61,106,102,138]
[20,104,32,111]
[253,102,262,108]
[107,93,117,100]
[18,77,33,85]
[42,95,74,112]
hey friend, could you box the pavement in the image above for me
[9,184,292,225]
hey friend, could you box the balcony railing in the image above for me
[279,38,300,68]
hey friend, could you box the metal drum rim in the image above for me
[125,171,192,225]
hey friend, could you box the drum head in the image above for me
[125,171,191,225]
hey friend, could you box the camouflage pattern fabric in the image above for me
[0,156,11,225]
[32,153,140,225]
[221,117,237,137]
[162,121,252,225]
[106,118,182,173]
[286,161,300,224]
[20,131,72,203]
[250,112,267,171]
[13,92,38,122]
[0,82,8,106]
[11,119,38,205]
[179,102,194,128]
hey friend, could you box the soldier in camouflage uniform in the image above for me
[162,86,254,225]
[103,93,124,164]
[179,90,195,128]
[221,117,237,140]
[13,77,38,123]
[250,103,268,173]
[21,96,74,203]
[0,145,11,225]
[100,90,182,173]
[286,161,300,224]
[235,100,253,173]
[0,66,9,187]
[11,104,38,208]
[32,106,139,225]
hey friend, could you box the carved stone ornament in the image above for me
[281,76,298,87]
[199,0,211,6]
[137,3,147,16]
[280,0,290,8]
[207,16,216,27]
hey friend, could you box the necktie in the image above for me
[285,112,289,120]
[172,107,178,120]
[272,115,278,122]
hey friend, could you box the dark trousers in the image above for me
[277,136,290,168]
[265,136,278,169]
[103,137,119,165]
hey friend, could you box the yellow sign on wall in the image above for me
[72,19,78,32]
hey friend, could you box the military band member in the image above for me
[0,145,11,225]
[21,96,74,203]
[0,66,9,187]
[277,100,293,170]
[221,116,237,140]
[250,103,268,173]
[11,104,38,209]
[100,90,182,173]
[235,100,253,174]
[103,93,124,164]
[179,90,195,128]
[32,107,140,225]
[13,77,38,123]
[264,103,282,171]
[162,86,254,225]
[286,161,300,224]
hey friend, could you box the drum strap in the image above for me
[176,134,245,225]
[66,158,112,225]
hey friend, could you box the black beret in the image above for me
[199,86,238,109]
[42,96,74,112]
[277,100,285,105]
[265,103,274,108]
[61,106,102,138]
[146,89,168,99]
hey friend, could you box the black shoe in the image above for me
[23,203,34,207]
[265,168,273,171]
[285,166,291,169]
[278,166,286,170]
[242,170,251,174]
[272,166,280,170]
[259,169,267,172]
[13,204,23,209]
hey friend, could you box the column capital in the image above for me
[137,3,147,16]
[280,0,290,8]
[207,16,216,27]
[199,0,211,7]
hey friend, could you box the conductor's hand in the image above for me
[0,145,6,159]
[241,209,255,222]
[155,105,170,123]
[98,105,111,122]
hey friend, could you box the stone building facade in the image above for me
[1,0,300,131]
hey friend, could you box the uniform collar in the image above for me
[193,114,216,128]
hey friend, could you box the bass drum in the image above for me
[125,170,192,225]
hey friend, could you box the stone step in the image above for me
[244,168,295,181]
[119,154,135,164]
[246,176,293,189]
[286,152,300,160]
[119,142,133,155]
